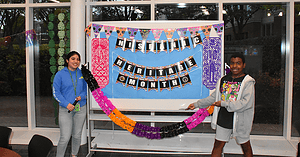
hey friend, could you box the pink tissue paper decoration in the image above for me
[91,38,109,89]
[188,26,200,36]
[103,25,115,38]
[151,28,164,40]
[187,110,209,130]
[91,89,111,115]
[184,108,206,124]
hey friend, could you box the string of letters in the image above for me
[113,55,197,91]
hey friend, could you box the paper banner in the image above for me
[180,73,192,88]
[113,56,197,79]
[140,29,151,40]
[82,65,215,139]
[113,55,126,70]
[152,29,164,40]
[156,66,167,78]
[91,38,110,89]
[148,79,159,92]
[85,24,92,37]
[26,29,36,47]
[156,40,168,54]
[169,75,181,90]
[146,67,156,78]
[164,28,175,39]
[165,65,177,76]
[202,37,222,90]
[123,61,136,75]
[126,75,138,90]
[85,23,223,42]
[117,72,192,92]
[127,27,139,38]
[159,78,170,92]
[116,72,128,86]
[92,24,103,38]
[176,28,188,38]
[191,33,202,48]
[213,23,224,38]
[134,64,145,77]
[180,36,191,51]
[201,25,212,39]
[146,40,156,54]
[135,40,145,53]
[1,36,11,47]
[188,26,200,36]
[116,27,127,37]
[185,56,197,71]
[168,38,180,52]
[103,25,115,38]
[137,78,148,91]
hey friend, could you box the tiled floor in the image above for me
[11,143,281,157]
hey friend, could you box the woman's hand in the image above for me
[67,103,75,111]
[185,103,195,110]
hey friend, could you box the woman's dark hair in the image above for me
[230,53,245,63]
[64,51,81,66]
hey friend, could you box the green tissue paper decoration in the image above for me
[58,31,65,39]
[58,48,65,56]
[48,22,54,30]
[48,10,71,125]
[50,66,57,74]
[49,13,55,21]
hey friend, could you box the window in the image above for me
[293,2,300,137]
[92,5,150,21]
[33,7,70,127]
[224,3,287,136]
[155,3,218,20]
[0,8,27,127]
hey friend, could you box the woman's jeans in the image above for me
[56,105,86,157]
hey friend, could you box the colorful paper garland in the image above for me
[81,64,214,140]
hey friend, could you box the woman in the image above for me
[53,51,87,157]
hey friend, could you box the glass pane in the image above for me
[0,0,24,4]
[224,3,286,136]
[0,8,27,127]
[155,3,218,20]
[92,5,150,21]
[33,7,70,127]
[293,3,300,137]
[33,0,70,3]
[93,0,150,1]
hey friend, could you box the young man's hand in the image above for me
[185,103,195,110]
[212,101,221,107]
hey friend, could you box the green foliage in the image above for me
[0,41,26,96]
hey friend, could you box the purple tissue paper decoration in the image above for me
[202,37,222,90]
[92,23,102,38]
[127,27,139,38]
[212,23,224,38]
[176,28,188,38]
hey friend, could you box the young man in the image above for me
[186,53,255,157]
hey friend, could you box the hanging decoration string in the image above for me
[81,64,214,140]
